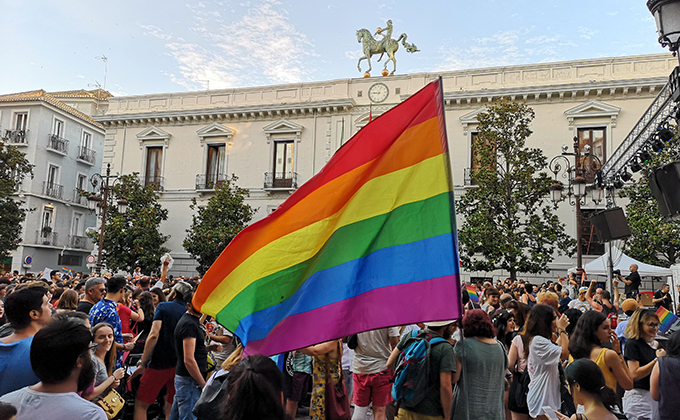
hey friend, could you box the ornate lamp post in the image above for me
[86,163,128,275]
[548,137,603,272]
[648,0,680,57]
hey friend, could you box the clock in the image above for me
[368,83,389,103]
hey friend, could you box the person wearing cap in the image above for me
[387,319,456,420]
[616,298,641,353]
[132,281,192,420]
[568,286,592,313]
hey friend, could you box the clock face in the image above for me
[368,83,389,103]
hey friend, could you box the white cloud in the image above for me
[139,24,172,41]
[345,50,364,60]
[578,27,598,40]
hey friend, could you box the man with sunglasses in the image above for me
[76,277,106,315]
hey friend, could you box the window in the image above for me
[58,254,81,266]
[47,165,59,185]
[577,127,605,181]
[580,209,605,256]
[77,174,87,191]
[53,119,65,137]
[71,213,83,237]
[14,113,28,130]
[41,207,54,230]
[273,140,295,188]
[145,147,163,188]
[206,144,225,185]
[81,131,92,149]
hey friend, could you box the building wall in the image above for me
[96,53,678,279]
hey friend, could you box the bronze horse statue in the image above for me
[356,22,419,75]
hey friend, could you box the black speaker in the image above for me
[589,207,631,242]
[648,161,680,219]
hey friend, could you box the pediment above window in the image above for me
[263,119,303,142]
[136,126,170,147]
[459,107,486,133]
[564,100,621,127]
[196,122,234,140]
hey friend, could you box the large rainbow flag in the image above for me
[193,79,462,356]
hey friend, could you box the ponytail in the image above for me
[566,358,618,413]
[597,384,619,412]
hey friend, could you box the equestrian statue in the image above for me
[356,20,419,76]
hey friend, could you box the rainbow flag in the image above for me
[60,266,72,274]
[466,284,479,303]
[656,306,678,334]
[194,79,462,356]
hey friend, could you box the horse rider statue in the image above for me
[356,20,419,76]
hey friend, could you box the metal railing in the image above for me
[139,175,164,191]
[42,182,64,200]
[77,146,96,165]
[47,134,69,154]
[3,129,28,144]
[264,172,298,189]
[72,189,88,206]
[36,230,58,246]
[69,235,89,249]
[195,173,227,190]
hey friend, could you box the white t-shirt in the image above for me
[0,387,107,420]
[568,299,592,313]
[527,335,562,418]
[352,327,399,375]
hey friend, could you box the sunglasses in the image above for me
[646,323,660,329]
[98,288,106,293]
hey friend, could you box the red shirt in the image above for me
[116,303,133,335]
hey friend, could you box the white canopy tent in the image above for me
[573,246,673,277]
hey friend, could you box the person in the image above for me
[222,354,288,420]
[207,322,236,368]
[622,308,665,420]
[86,323,125,402]
[584,279,618,316]
[558,290,572,314]
[0,319,106,420]
[0,401,16,420]
[351,327,399,420]
[132,281,192,420]
[508,313,530,420]
[300,339,345,420]
[386,320,457,420]
[89,276,134,369]
[650,330,680,420]
[169,289,209,420]
[506,300,530,332]
[115,285,144,336]
[492,309,516,351]
[0,288,52,396]
[568,287,592,313]
[132,291,156,354]
[285,349,313,419]
[615,298,639,352]
[524,304,570,419]
[149,287,166,310]
[452,309,508,420]
[567,311,633,393]
[653,284,673,311]
[554,358,619,420]
[482,287,501,315]
[56,289,79,312]
[76,277,105,315]
[616,264,641,300]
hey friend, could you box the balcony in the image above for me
[69,235,90,249]
[139,175,164,191]
[2,129,28,145]
[196,173,226,191]
[72,189,88,206]
[264,172,298,190]
[47,134,69,155]
[35,230,58,246]
[77,146,96,165]
[42,182,64,200]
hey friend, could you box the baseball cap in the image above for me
[578,287,588,294]
[621,299,638,313]
[424,319,457,328]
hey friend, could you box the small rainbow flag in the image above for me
[466,284,479,303]
[60,266,72,274]
[656,306,678,334]
[194,79,462,356]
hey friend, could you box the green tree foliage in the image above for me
[89,174,169,274]
[0,140,33,260]
[184,175,256,275]
[618,134,680,267]
[457,99,575,279]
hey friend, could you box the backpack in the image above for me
[391,330,447,407]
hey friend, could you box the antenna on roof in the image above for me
[95,55,108,93]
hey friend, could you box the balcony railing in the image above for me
[42,182,64,200]
[77,146,96,165]
[140,175,164,191]
[2,129,28,144]
[72,189,88,206]
[196,173,227,190]
[47,134,69,154]
[36,230,58,246]
[69,235,89,249]
[264,172,298,189]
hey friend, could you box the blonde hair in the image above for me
[537,291,559,304]
[221,344,243,371]
[624,309,659,340]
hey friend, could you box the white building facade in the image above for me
[96,54,676,281]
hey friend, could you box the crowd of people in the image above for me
[0,265,678,420]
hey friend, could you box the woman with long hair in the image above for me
[554,358,619,420]
[524,304,570,419]
[86,322,125,401]
[222,354,289,420]
[149,287,166,310]
[568,310,633,393]
[622,308,666,419]
[651,330,680,420]
[493,309,516,351]
[508,310,531,420]
[452,309,508,420]
[55,289,79,312]
[131,291,156,354]
[506,300,530,332]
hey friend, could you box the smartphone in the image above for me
[542,407,559,420]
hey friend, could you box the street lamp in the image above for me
[648,0,680,54]
[549,136,603,272]
[85,163,128,275]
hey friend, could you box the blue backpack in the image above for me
[391,330,447,407]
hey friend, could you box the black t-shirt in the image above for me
[174,312,208,377]
[76,301,94,315]
[149,299,187,370]
[624,271,641,295]
[623,338,657,390]
[653,290,673,311]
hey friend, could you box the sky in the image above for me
[0,0,668,97]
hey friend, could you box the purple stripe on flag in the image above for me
[244,274,461,356]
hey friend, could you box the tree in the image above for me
[0,140,33,260]
[89,174,169,274]
[184,175,256,275]
[618,134,680,267]
[457,99,575,279]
